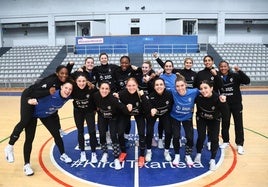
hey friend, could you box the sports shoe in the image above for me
[59,129,67,137]
[145,150,152,162]
[114,158,122,170]
[119,152,127,162]
[100,153,108,163]
[220,142,229,149]
[138,156,145,168]
[164,150,172,162]
[5,145,14,163]
[185,155,194,167]
[158,139,164,149]
[23,163,34,176]
[209,159,216,171]
[91,152,98,163]
[207,142,211,151]
[151,138,158,147]
[172,154,180,166]
[194,153,201,163]
[237,145,245,155]
[80,151,87,162]
[60,153,72,163]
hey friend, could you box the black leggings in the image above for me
[73,109,98,152]
[196,117,220,159]
[170,117,194,155]
[118,115,146,156]
[146,114,172,149]
[9,88,35,145]
[40,113,66,155]
[97,115,120,158]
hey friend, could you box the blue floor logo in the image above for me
[51,121,223,187]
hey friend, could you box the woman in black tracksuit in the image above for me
[218,61,250,154]
[92,52,119,92]
[153,52,197,88]
[93,82,132,170]
[145,78,174,162]
[194,80,229,171]
[5,62,74,164]
[71,72,98,163]
[116,77,149,168]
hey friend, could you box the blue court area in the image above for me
[51,120,222,187]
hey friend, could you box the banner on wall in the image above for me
[77,37,104,45]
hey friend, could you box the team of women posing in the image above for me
[5,52,250,175]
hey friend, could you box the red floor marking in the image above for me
[204,145,237,187]
[39,127,74,187]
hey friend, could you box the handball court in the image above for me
[0,87,268,187]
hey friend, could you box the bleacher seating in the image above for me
[0,46,62,87]
[212,43,268,82]
[143,52,208,72]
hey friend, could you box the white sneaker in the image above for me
[185,155,194,166]
[194,153,201,163]
[60,153,72,163]
[100,153,108,163]
[5,145,14,163]
[152,138,158,147]
[172,154,180,165]
[114,158,122,170]
[158,139,164,149]
[59,129,67,137]
[80,151,87,162]
[23,163,34,176]
[220,142,229,149]
[91,152,98,163]
[209,159,216,171]
[207,142,211,150]
[164,150,172,161]
[237,145,245,155]
[145,150,152,162]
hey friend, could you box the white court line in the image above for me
[134,120,139,187]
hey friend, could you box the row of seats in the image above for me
[0,46,62,86]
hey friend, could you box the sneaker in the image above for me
[145,150,152,162]
[185,155,194,167]
[59,129,67,137]
[207,142,211,151]
[237,145,245,155]
[172,154,180,166]
[60,153,72,163]
[158,139,164,149]
[220,142,230,149]
[164,150,172,162]
[194,153,201,163]
[80,151,87,162]
[119,152,127,162]
[100,153,108,163]
[23,163,34,176]
[138,156,145,168]
[114,158,122,170]
[5,145,14,163]
[91,152,98,163]
[209,159,216,171]
[152,138,158,147]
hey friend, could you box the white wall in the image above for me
[0,0,268,46]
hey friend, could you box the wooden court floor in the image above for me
[0,91,268,187]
